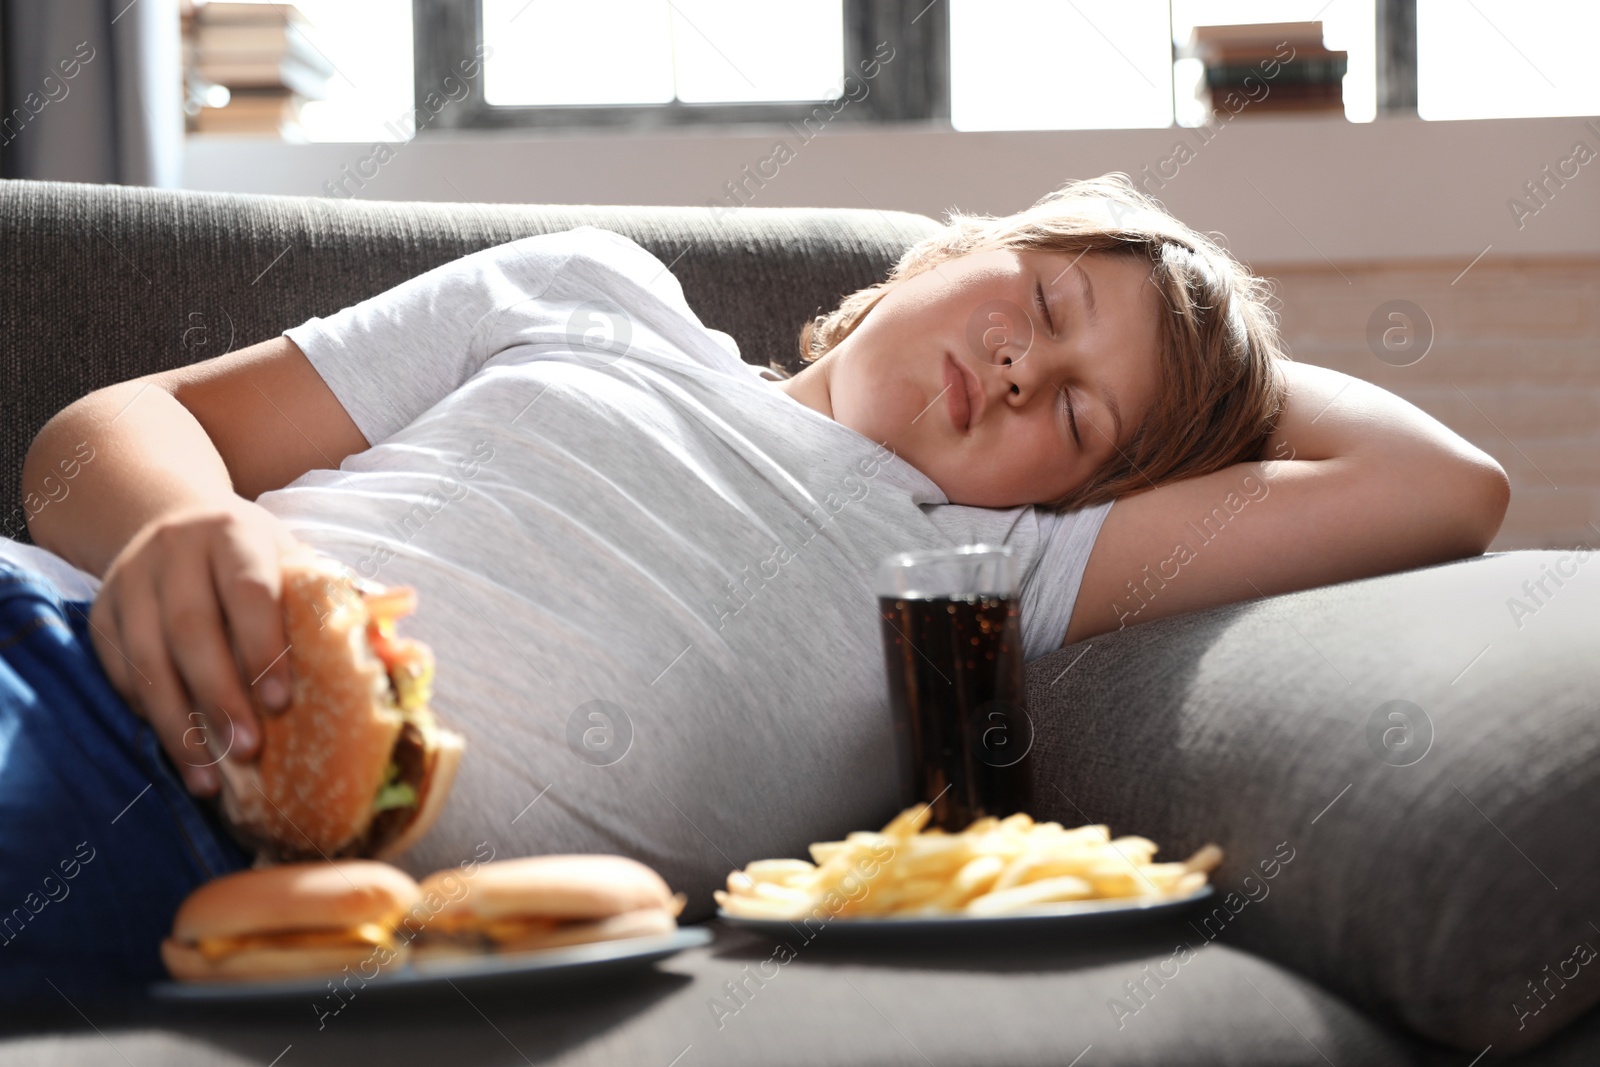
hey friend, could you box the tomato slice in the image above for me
[360,585,417,621]
[367,624,396,666]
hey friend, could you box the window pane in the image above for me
[296,0,413,141]
[670,0,843,103]
[1417,0,1600,120]
[950,0,1173,131]
[1170,0,1375,123]
[482,0,674,105]
[482,0,841,107]
[191,0,414,142]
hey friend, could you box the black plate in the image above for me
[717,885,1213,941]
[148,927,711,1003]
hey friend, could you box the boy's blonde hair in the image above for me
[781,173,1291,512]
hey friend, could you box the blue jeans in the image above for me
[0,558,251,1005]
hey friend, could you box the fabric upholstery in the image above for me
[1462,1005,1600,1067]
[0,920,1423,1066]
[0,177,942,542]
[1025,548,1600,1055]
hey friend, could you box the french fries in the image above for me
[714,806,1223,920]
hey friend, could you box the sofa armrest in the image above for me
[1024,547,1600,1055]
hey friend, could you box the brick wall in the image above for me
[1258,257,1600,551]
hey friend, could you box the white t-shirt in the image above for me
[4,227,1113,914]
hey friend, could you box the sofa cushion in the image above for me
[1025,548,1600,1055]
[0,920,1422,1066]
[1458,1004,1600,1066]
[0,178,942,541]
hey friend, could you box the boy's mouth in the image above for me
[945,352,983,432]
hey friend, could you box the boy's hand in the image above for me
[88,498,306,796]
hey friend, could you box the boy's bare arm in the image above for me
[24,335,368,577]
[25,383,237,578]
[1063,361,1509,645]
[21,335,368,794]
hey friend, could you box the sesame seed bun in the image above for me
[162,861,422,982]
[419,855,682,924]
[409,855,686,961]
[214,548,463,861]
[371,725,463,861]
[171,861,421,942]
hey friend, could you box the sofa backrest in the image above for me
[0,177,941,543]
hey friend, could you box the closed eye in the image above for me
[1059,385,1080,447]
[1039,281,1077,446]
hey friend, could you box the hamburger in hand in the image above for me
[162,861,420,981]
[215,548,464,862]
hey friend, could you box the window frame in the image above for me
[410,0,1420,133]
[411,0,951,131]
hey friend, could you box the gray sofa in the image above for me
[2,177,1596,1066]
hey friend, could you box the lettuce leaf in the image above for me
[372,781,417,813]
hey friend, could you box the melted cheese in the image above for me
[366,622,435,713]
[194,922,397,962]
[421,914,560,943]
[481,917,560,943]
[422,911,478,936]
[390,649,433,712]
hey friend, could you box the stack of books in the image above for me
[183,1,332,136]
[1189,21,1347,117]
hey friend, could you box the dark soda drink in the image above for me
[877,590,1032,832]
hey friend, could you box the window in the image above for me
[185,0,414,142]
[412,0,947,130]
[298,0,413,141]
[1170,0,1376,124]
[949,1,1173,131]
[1416,0,1600,121]
[949,0,1377,129]
[216,0,1598,141]
[481,0,846,107]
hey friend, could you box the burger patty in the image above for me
[345,721,427,857]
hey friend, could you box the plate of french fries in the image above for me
[715,805,1222,933]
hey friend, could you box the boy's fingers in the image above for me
[113,579,221,795]
[210,526,294,720]
[156,554,260,760]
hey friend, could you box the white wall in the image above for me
[183,114,1600,267]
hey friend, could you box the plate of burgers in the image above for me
[151,855,703,1000]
